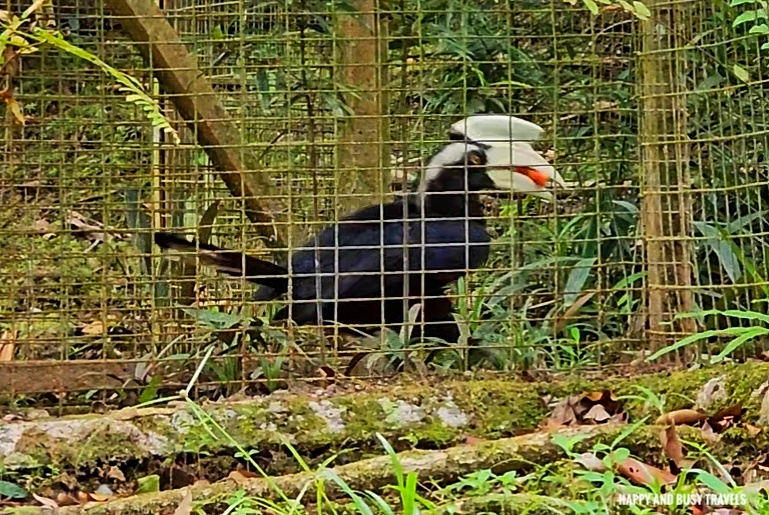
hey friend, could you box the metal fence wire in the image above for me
[0,0,767,405]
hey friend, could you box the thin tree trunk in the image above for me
[639,0,697,356]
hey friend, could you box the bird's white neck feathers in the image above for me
[418,141,487,196]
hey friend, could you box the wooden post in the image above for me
[639,0,696,354]
[335,0,389,209]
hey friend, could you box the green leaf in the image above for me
[695,72,725,91]
[750,23,769,33]
[583,0,600,14]
[0,480,28,500]
[633,1,651,19]
[611,447,631,464]
[564,257,596,306]
[732,63,751,83]
[180,307,243,329]
[138,375,163,404]
[694,221,742,283]
[647,326,756,361]
[614,271,646,290]
[135,474,160,494]
[30,29,179,145]
[713,309,769,325]
[711,326,769,363]
[731,0,758,5]
[618,0,633,13]
[695,471,733,494]
[733,10,758,26]
[727,209,768,232]
[763,41,769,50]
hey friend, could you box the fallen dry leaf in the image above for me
[54,491,80,506]
[33,218,52,232]
[65,211,128,243]
[81,321,107,336]
[691,501,707,515]
[616,456,677,487]
[315,365,336,388]
[601,3,624,12]
[656,409,707,426]
[575,452,606,472]
[0,88,25,125]
[227,470,251,483]
[584,390,608,402]
[661,421,685,470]
[543,390,624,427]
[758,385,769,426]
[584,404,612,423]
[173,489,193,515]
[80,318,118,336]
[708,404,743,432]
[594,100,618,111]
[742,479,769,495]
[1,46,19,80]
[464,435,484,445]
[0,329,16,362]
[32,494,58,509]
[547,396,579,426]
[701,421,721,444]
[231,465,259,479]
[105,466,125,482]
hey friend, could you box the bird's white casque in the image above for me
[449,114,565,200]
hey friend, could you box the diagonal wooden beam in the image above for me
[106,0,278,241]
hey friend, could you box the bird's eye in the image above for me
[468,153,482,166]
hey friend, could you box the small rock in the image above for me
[95,484,114,496]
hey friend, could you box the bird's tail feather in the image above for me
[153,233,288,292]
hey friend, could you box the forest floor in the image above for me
[2,361,769,514]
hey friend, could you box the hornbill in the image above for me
[154,115,564,342]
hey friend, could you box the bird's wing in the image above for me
[312,219,490,302]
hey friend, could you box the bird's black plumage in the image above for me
[155,142,497,342]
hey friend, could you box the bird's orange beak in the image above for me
[514,166,550,187]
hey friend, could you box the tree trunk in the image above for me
[639,0,696,356]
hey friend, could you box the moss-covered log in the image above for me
[59,424,620,515]
[2,362,769,476]
[56,421,769,515]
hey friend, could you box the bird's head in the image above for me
[419,140,496,196]
[433,114,565,201]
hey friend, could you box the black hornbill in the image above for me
[154,115,564,342]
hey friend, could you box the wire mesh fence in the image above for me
[0,0,767,406]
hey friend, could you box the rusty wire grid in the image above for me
[0,0,767,407]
